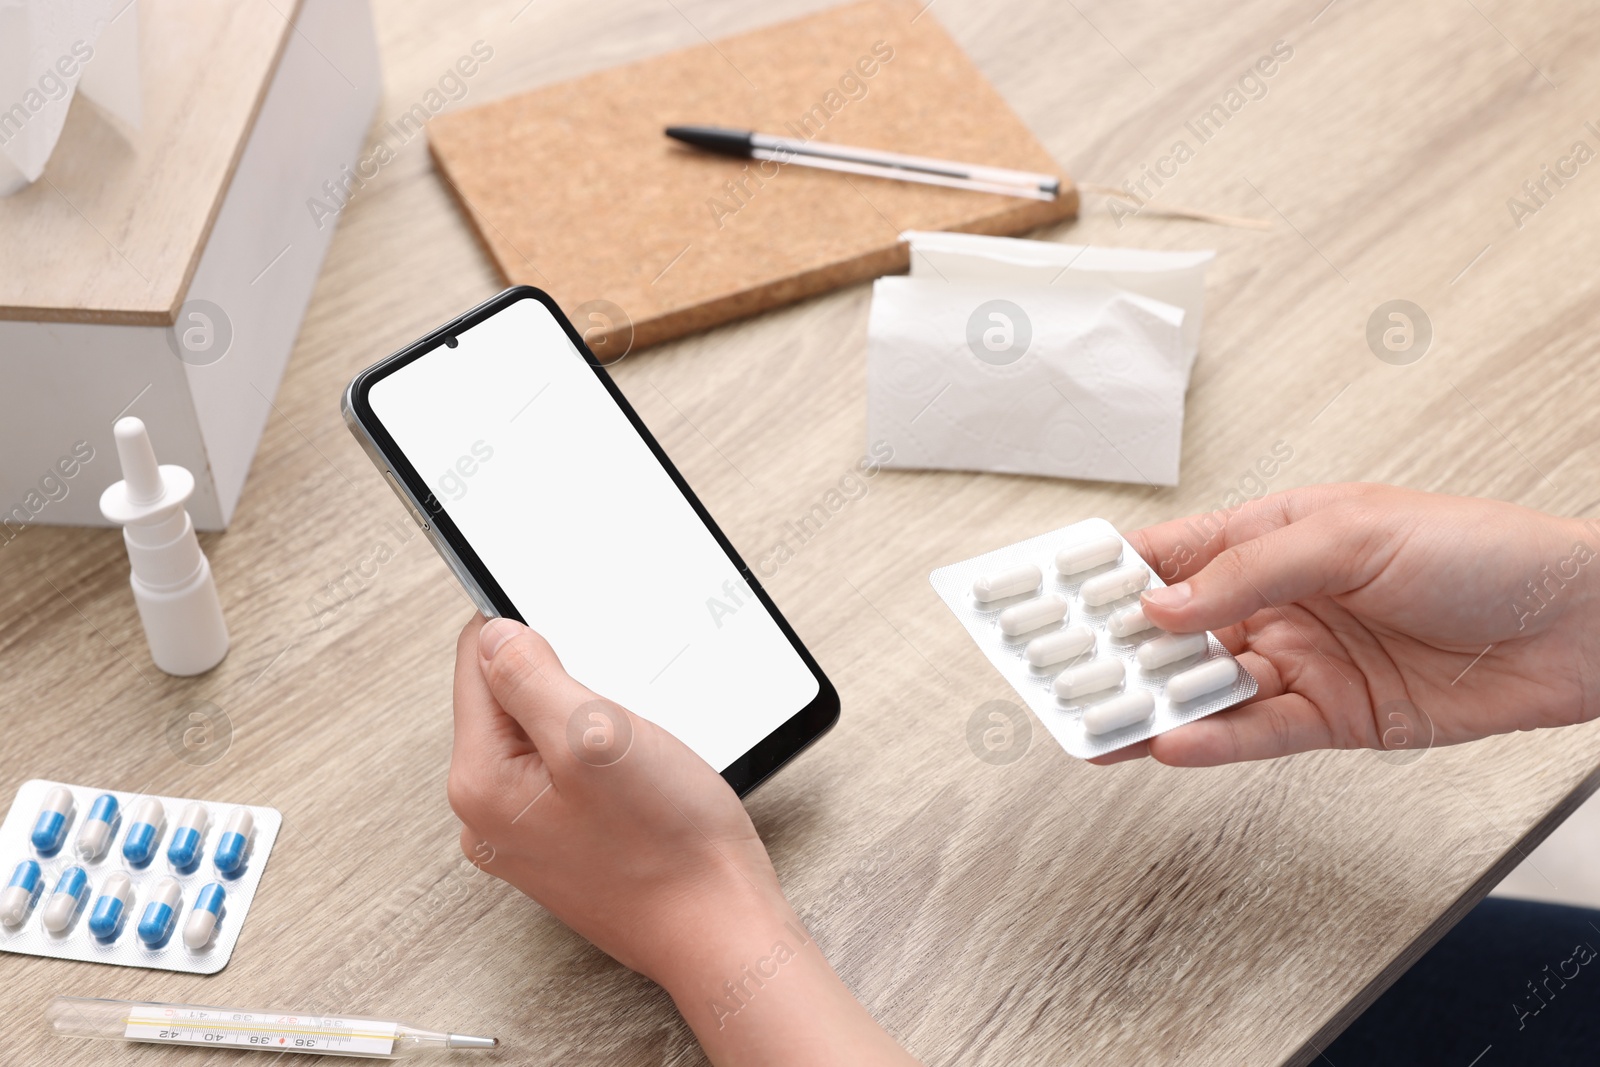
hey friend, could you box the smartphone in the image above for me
[342,286,838,794]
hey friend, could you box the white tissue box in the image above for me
[0,0,380,532]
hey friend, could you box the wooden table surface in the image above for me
[5,0,1600,1064]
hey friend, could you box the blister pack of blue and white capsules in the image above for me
[0,780,280,974]
[930,518,1258,760]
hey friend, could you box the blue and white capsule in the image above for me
[0,860,42,926]
[137,877,182,946]
[182,883,226,950]
[166,802,210,869]
[213,808,253,874]
[75,793,120,860]
[30,787,73,853]
[87,871,134,939]
[41,866,88,934]
[121,798,166,866]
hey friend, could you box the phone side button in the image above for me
[384,471,431,531]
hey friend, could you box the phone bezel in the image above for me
[342,285,839,796]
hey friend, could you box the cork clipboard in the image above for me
[426,0,1077,353]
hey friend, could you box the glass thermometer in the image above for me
[47,997,498,1058]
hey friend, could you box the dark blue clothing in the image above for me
[1325,897,1600,1066]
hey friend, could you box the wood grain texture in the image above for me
[3,0,1600,1064]
[425,0,1076,350]
[0,0,300,325]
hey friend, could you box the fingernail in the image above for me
[479,617,523,660]
[1143,582,1192,610]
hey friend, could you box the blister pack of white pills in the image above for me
[0,780,280,974]
[930,518,1258,759]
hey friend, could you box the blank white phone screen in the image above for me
[367,298,819,771]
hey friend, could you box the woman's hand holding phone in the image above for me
[449,614,920,1067]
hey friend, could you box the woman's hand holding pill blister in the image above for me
[1109,483,1600,767]
[448,615,921,1067]
[932,521,1259,757]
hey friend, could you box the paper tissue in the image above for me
[866,232,1214,487]
[0,0,141,196]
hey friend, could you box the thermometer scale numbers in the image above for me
[124,1006,398,1056]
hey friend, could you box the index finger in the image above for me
[1126,483,1359,583]
[1127,509,1276,583]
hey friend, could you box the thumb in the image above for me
[1137,515,1363,633]
[478,618,598,757]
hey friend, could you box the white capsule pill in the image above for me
[1082,690,1156,735]
[1107,603,1157,638]
[1137,632,1209,670]
[214,808,254,874]
[1,861,41,926]
[998,595,1068,636]
[121,797,165,865]
[183,883,226,950]
[1025,625,1095,667]
[167,802,211,869]
[1053,658,1126,700]
[1056,535,1123,575]
[41,866,88,933]
[76,793,119,860]
[1167,658,1241,703]
[30,786,73,853]
[972,564,1042,603]
[137,877,183,946]
[88,871,134,939]
[1079,565,1150,607]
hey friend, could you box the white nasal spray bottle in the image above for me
[99,417,230,676]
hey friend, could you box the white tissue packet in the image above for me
[902,231,1214,373]
[931,519,1258,759]
[867,276,1189,486]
